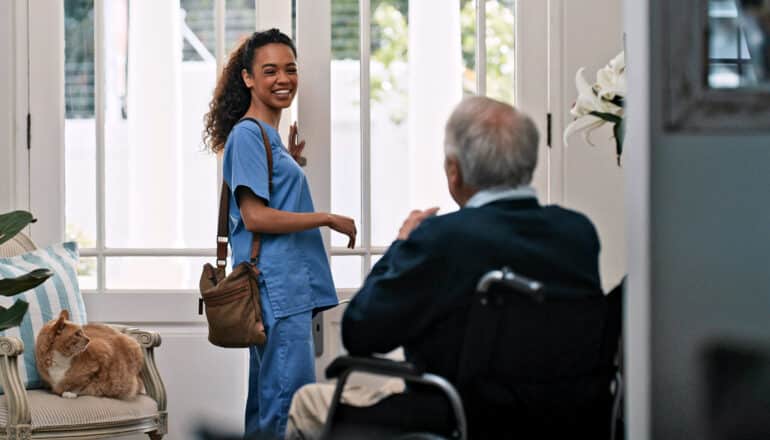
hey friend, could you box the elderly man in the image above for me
[285,96,602,439]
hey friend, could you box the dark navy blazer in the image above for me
[341,198,602,383]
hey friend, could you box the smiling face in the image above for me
[241,43,298,112]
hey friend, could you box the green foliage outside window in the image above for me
[460,0,516,103]
[361,0,516,124]
[371,2,409,124]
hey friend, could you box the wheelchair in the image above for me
[319,268,624,440]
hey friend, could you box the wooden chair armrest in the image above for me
[0,335,24,357]
[104,325,167,412]
[0,336,32,427]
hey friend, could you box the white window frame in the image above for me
[324,0,552,298]
[25,0,297,322]
[25,0,552,319]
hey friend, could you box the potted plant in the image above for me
[0,210,52,330]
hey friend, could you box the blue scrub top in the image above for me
[223,118,338,318]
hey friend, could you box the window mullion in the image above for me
[360,0,372,279]
[79,248,217,257]
[94,0,106,292]
[476,0,487,96]
[329,246,388,257]
[215,0,225,192]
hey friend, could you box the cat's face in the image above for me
[41,310,90,357]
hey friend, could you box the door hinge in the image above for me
[546,112,552,148]
[26,113,31,150]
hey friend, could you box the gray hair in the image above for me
[444,96,539,188]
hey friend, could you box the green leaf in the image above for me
[0,268,53,297]
[0,300,29,332]
[613,118,625,166]
[589,111,623,125]
[0,211,35,246]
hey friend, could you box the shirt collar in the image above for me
[465,186,538,208]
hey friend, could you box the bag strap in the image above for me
[216,118,274,268]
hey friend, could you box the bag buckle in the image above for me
[217,236,228,243]
[216,259,227,267]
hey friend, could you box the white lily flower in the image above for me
[570,68,597,118]
[609,51,625,73]
[596,51,626,101]
[571,68,623,119]
[563,114,604,146]
[563,50,626,156]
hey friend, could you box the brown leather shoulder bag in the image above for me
[198,118,272,347]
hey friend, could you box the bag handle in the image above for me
[216,118,274,268]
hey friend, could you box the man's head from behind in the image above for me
[444,96,539,206]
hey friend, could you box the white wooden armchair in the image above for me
[0,233,167,439]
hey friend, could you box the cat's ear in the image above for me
[59,309,69,321]
[54,315,67,334]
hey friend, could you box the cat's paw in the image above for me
[62,391,78,399]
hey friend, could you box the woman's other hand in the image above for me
[289,122,307,166]
[327,214,357,249]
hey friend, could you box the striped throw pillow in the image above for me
[0,242,88,392]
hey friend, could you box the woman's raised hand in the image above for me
[288,122,307,166]
[327,214,357,249]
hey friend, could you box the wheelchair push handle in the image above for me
[475,267,545,303]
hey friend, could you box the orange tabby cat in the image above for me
[35,310,144,400]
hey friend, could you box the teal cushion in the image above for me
[0,242,88,391]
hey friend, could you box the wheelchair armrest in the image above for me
[325,355,424,380]
[322,355,468,440]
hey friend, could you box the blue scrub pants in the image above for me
[245,291,315,439]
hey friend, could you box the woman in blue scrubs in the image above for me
[203,29,356,438]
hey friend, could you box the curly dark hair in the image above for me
[203,29,297,153]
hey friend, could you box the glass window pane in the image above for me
[707,0,765,88]
[486,0,515,104]
[370,0,461,247]
[331,256,362,289]
[460,0,515,103]
[370,0,411,246]
[331,0,362,248]
[709,63,741,88]
[709,17,741,60]
[105,2,217,248]
[461,0,477,95]
[181,1,212,62]
[64,0,97,248]
[106,257,209,290]
[226,0,257,53]
[181,0,257,58]
[370,254,382,269]
[77,257,98,290]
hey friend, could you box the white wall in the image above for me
[552,0,626,292]
[0,0,27,215]
[26,0,65,246]
[623,0,651,438]
[627,0,770,438]
[0,1,15,213]
[647,44,770,440]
